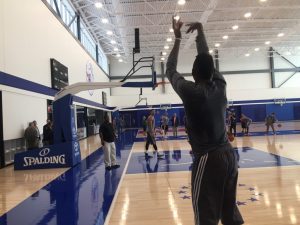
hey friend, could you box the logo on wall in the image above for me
[86,61,94,96]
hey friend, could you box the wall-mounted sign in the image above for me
[50,58,69,90]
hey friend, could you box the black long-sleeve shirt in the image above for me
[166,29,229,156]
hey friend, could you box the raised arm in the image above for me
[186,22,225,82]
[186,22,209,54]
[166,17,194,98]
[166,17,183,82]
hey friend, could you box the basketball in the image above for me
[277,123,282,128]
[227,132,235,142]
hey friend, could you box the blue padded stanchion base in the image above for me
[14,141,81,170]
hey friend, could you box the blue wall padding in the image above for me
[241,104,267,122]
[266,103,294,121]
[294,103,300,120]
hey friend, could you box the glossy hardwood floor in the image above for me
[107,123,300,225]
[0,134,102,216]
[1,122,300,225]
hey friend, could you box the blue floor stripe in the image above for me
[134,129,300,142]
[0,130,137,225]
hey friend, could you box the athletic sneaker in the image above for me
[105,166,112,171]
[154,150,164,158]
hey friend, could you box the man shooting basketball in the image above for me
[166,18,244,225]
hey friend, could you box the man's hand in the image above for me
[172,17,183,38]
[186,22,203,34]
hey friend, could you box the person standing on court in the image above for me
[145,110,162,157]
[265,112,277,135]
[24,122,39,150]
[171,113,179,137]
[42,119,53,146]
[32,120,41,146]
[240,114,252,136]
[166,17,244,225]
[99,114,120,171]
[142,116,147,136]
[229,112,237,137]
[161,112,169,140]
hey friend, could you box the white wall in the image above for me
[110,48,300,108]
[0,0,112,140]
[2,91,47,140]
[0,0,110,104]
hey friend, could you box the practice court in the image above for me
[1,0,300,224]
[1,122,300,225]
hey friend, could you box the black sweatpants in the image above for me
[230,124,236,136]
[191,146,244,225]
[145,132,158,151]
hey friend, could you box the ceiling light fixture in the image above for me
[260,0,267,2]
[169,28,174,33]
[265,41,271,45]
[223,35,229,40]
[209,50,213,54]
[277,33,285,37]
[245,53,250,57]
[106,30,113,35]
[244,12,252,18]
[101,18,108,23]
[177,0,186,5]
[174,15,180,21]
[95,2,103,8]
[167,38,172,42]
[254,48,260,51]
[116,54,121,57]
[162,52,167,56]
[215,43,220,47]
[285,51,291,56]
[113,47,118,51]
[164,45,170,49]
[110,40,116,44]
[118,59,123,62]
[232,25,239,30]
[161,57,165,61]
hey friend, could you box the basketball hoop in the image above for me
[160,104,172,111]
[274,98,286,106]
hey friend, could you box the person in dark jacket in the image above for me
[171,113,179,137]
[100,114,120,171]
[24,122,39,150]
[43,119,53,146]
[229,112,237,137]
[166,18,243,225]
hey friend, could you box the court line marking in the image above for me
[103,142,134,225]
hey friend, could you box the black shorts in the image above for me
[162,125,168,132]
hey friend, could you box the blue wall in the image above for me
[294,103,300,120]
[241,104,266,122]
[119,108,186,128]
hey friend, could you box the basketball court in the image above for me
[1,123,300,224]
[1,0,300,225]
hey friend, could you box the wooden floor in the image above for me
[0,135,102,216]
[107,123,300,225]
[1,122,300,225]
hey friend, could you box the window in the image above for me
[45,0,109,74]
